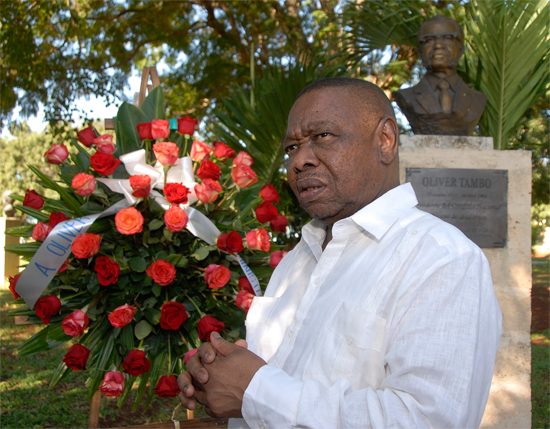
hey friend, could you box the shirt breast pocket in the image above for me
[245,296,280,361]
[304,301,387,391]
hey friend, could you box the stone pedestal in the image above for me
[399,135,532,428]
[1,217,22,282]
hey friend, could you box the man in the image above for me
[178,78,502,428]
[393,15,487,135]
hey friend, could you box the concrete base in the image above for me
[399,135,532,428]
[1,217,22,282]
[400,134,494,150]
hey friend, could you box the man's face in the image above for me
[284,88,388,225]
[418,20,463,74]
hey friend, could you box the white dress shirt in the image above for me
[231,183,502,429]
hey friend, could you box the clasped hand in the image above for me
[177,332,266,418]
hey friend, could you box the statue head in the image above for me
[418,15,464,77]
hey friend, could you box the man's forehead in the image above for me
[419,19,458,35]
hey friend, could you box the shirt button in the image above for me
[347,337,353,345]
[288,330,294,338]
[314,278,321,285]
[259,422,266,429]
[412,230,418,235]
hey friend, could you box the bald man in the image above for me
[179,78,502,428]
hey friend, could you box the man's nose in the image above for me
[433,36,446,49]
[292,143,319,172]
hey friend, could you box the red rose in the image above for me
[44,143,69,164]
[77,126,97,147]
[177,116,198,135]
[63,344,90,370]
[72,173,96,196]
[164,206,189,232]
[216,230,244,253]
[100,371,124,397]
[62,310,89,337]
[32,222,52,242]
[94,256,120,286]
[238,276,254,294]
[129,175,151,198]
[159,301,188,330]
[259,184,279,204]
[108,305,137,328]
[197,160,222,181]
[49,211,69,227]
[194,179,222,203]
[90,152,121,176]
[153,142,179,166]
[235,290,254,312]
[213,141,236,162]
[269,250,288,269]
[190,140,213,162]
[234,151,253,166]
[8,274,21,300]
[246,228,271,252]
[154,375,180,397]
[115,207,144,235]
[35,295,61,324]
[270,215,289,233]
[163,183,189,205]
[123,350,151,376]
[204,264,231,289]
[152,119,170,139]
[231,163,258,188]
[71,233,101,259]
[184,348,198,365]
[94,134,116,154]
[58,259,69,273]
[255,202,278,223]
[197,315,225,341]
[136,122,153,140]
[146,260,176,286]
[23,189,44,210]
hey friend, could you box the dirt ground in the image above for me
[531,256,550,341]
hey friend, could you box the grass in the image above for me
[531,257,549,429]
[0,286,207,428]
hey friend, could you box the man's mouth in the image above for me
[297,179,327,203]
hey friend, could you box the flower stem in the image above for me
[185,294,202,314]
[168,334,172,375]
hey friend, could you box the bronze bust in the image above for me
[393,15,487,136]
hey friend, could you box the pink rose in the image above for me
[100,371,124,397]
[190,140,213,162]
[235,290,254,312]
[93,134,116,154]
[32,222,52,242]
[204,264,231,289]
[269,250,288,269]
[234,151,253,166]
[195,179,222,203]
[164,206,188,232]
[153,142,179,166]
[231,163,258,188]
[44,143,69,164]
[108,305,137,328]
[184,349,198,365]
[246,228,271,252]
[177,116,198,135]
[62,310,89,337]
[151,119,170,139]
[71,173,96,196]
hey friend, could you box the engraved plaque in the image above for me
[406,168,508,247]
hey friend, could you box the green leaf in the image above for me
[49,361,70,388]
[191,246,209,261]
[118,373,137,408]
[144,351,167,411]
[46,322,71,349]
[116,102,149,154]
[152,283,162,297]
[135,320,153,340]
[148,219,164,231]
[141,86,166,120]
[144,308,162,325]
[87,331,116,401]
[87,275,100,295]
[129,257,148,272]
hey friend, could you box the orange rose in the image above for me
[190,140,213,162]
[71,173,96,196]
[146,260,176,286]
[115,207,144,235]
[194,179,222,203]
[108,305,136,328]
[231,163,258,188]
[204,264,231,289]
[151,119,170,139]
[71,233,101,259]
[246,228,271,252]
[153,142,179,166]
[164,206,189,232]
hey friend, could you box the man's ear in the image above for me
[378,117,398,165]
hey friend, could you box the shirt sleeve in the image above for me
[241,246,502,429]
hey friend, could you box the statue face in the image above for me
[418,19,463,75]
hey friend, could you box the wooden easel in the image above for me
[104,66,161,130]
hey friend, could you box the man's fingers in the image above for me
[197,341,217,364]
[210,331,239,357]
[235,339,248,348]
[177,391,196,410]
[177,372,195,398]
[187,352,210,384]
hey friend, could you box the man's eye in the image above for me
[315,133,330,139]
[284,144,297,154]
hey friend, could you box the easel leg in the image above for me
[89,390,101,428]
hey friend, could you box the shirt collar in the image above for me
[302,183,419,252]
